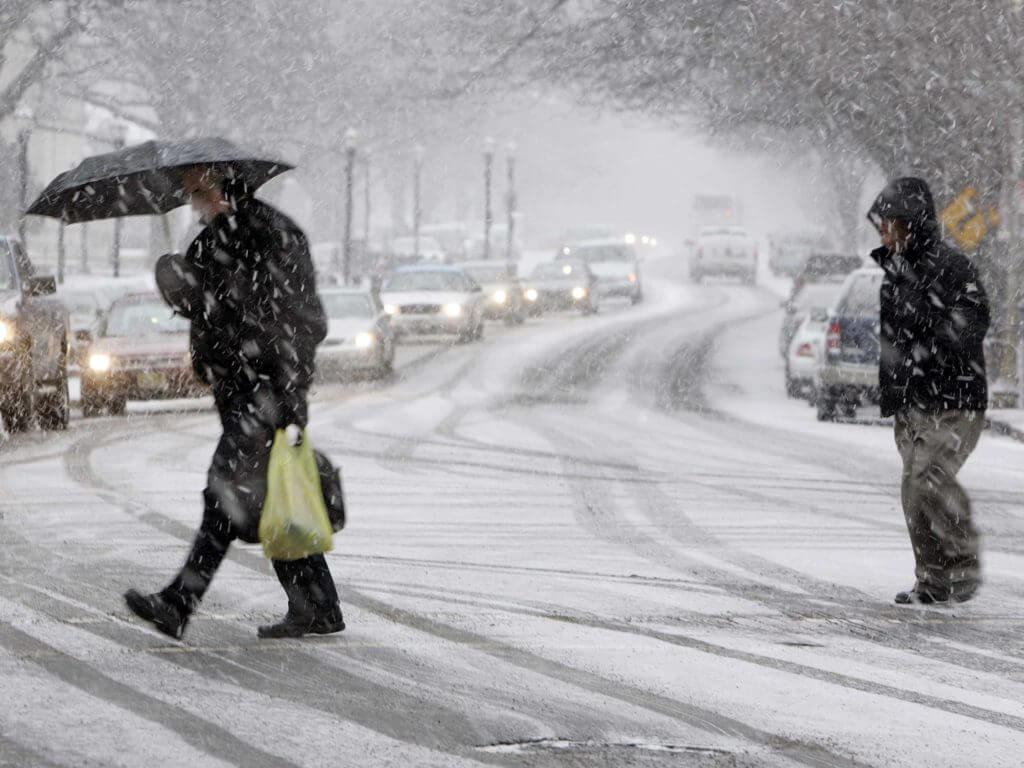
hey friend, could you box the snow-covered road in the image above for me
[3,265,1024,768]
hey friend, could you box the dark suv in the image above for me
[815,267,884,421]
[0,236,70,432]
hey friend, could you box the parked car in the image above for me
[690,226,757,284]
[389,236,446,264]
[815,267,885,421]
[768,230,835,276]
[521,259,599,316]
[81,293,206,416]
[557,239,643,304]
[460,260,525,324]
[58,288,107,368]
[779,280,848,359]
[0,236,70,432]
[380,265,485,342]
[786,311,831,400]
[420,223,468,262]
[317,288,395,378]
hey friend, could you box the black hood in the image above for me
[868,177,938,235]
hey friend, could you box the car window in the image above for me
[384,271,469,292]
[321,293,373,318]
[464,265,509,283]
[574,245,633,263]
[104,301,190,336]
[531,262,583,279]
[839,276,882,316]
[793,283,843,310]
[61,291,101,314]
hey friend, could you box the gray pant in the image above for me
[893,408,984,598]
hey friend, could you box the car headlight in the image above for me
[571,286,587,300]
[354,331,375,349]
[491,289,507,305]
[524,288,538,302]
[89,353,112,372]
[384,304,399,315]
[0,320,10,344]
[628,273,637,283]
[443,303,463,317]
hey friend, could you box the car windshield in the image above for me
[322,293,373,318]
[384,271,470,292]
[839,276,882,316]
[463,265,510,283]
[793,283,843,311]
[532,262,584,279]
[104,301,190,336]
[61,292,100,314]
[569,245,633,263]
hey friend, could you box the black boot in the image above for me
[259,555,344,639]
[257,605,345,638]
[124,589,190,640]
[894,584,949,605]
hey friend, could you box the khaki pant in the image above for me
[894,408,985,599]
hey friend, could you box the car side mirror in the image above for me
[25,275,56,297]
[809,307,828,322]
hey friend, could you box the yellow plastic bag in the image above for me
[259,429,333,560]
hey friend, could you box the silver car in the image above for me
[815,267,884,421]
[460,260,525,324]
[317,288,395,378]
[380,265,486,342]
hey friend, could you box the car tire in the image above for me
[631,290,643,305]
[785,375,802,399]
[109,397,127,416]
[37,362,70,431]
[1,354,35,433]
[816,395,837,422]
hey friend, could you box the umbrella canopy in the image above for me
[26,137,293,224]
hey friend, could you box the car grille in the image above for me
[119,355,186,370]
[400,304,441,315]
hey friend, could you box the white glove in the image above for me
[285,424,303,447]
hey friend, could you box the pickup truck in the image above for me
[0,236,70,432]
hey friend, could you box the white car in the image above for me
[557,239,643,304]
[317,288,395,378]
[786,312,830,400]
[380,265,486,342]
[690,226,757,284]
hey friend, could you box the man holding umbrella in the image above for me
[123,166,343,639]
[29,140,345,640]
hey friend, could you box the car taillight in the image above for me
[796,342,814,358]
[826,321,841,355]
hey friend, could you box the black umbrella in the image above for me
[26,137,293,224]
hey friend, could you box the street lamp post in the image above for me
[109,123,127,277]
[362,149,372,250]
[14,105,34,247]
[483,137,495,260]
[341,128,357,286]
[413,144,425,259]
[505,142,517,262]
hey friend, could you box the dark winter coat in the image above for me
[868,179,989,416]
[174,196,326,426]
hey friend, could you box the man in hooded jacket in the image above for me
[124,166,345,639]
[867,177,989,605]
